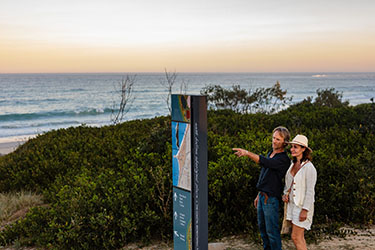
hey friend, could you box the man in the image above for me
[233,126,290,250]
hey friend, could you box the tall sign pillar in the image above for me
[171,95,208,250]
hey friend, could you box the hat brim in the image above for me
[288,142,313,152]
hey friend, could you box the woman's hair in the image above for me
[292,146,312,163]
[273,126,290,146]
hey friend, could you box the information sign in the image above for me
[172,95,207,250]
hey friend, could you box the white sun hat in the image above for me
[289,134,312,152]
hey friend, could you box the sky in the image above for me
[0,0,374,73]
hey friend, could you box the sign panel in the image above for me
[173,187,192,249]
[172,95,207,250]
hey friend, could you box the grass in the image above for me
[0,191,44,225]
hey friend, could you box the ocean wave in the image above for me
[31,120,81,127]
[64,88,86,92]
[0,125,20,129]
[10,98,67,106]
[1,120,82,129]
[0,108,113,122]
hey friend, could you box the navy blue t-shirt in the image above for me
[256,150,290,198]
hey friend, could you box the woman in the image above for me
[282,135,317,250]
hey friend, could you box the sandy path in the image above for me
[0,226,373,250]
[122,226,375,250]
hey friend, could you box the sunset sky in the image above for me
[1,0,374,73]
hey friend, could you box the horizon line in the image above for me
[1,71,375,75]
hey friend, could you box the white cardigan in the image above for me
[284,161,317,211]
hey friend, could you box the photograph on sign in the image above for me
[172,121,191,191]
[171,95,191,123]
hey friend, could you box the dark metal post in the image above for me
[191,96,208,250]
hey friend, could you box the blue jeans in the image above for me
[257,193,282,250]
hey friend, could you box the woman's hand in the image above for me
[232,148,248,157]
[282,194,289,203]
[299,209,308,222]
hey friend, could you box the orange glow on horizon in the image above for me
[1,0,374,73]
[1,33,374,73]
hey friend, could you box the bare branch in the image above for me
[180,79,188,95]
[160,68,177,114]
[111,75,136,124]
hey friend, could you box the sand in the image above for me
[0,141,23,156]
[0,226,374,250]
[0,135,36,156]
[121,226,375,249]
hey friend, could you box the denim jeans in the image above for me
[257,193,282,250]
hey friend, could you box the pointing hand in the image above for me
[232,148,248,157]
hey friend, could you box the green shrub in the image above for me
[0,102,374,248]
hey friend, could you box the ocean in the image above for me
[0,72,374,143]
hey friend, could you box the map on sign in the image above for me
[172,121,191,191]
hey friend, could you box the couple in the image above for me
[233,126,317,250]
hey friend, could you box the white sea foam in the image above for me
[312,74,328,77]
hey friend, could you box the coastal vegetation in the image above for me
[0,191,44,224]
[0,88,374,249]
[201,81,292,113]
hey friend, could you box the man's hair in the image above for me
[272,126,290,146]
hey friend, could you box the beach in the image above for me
[0,136,34,156]
[0,142,19,156]
[0,141,23,156]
